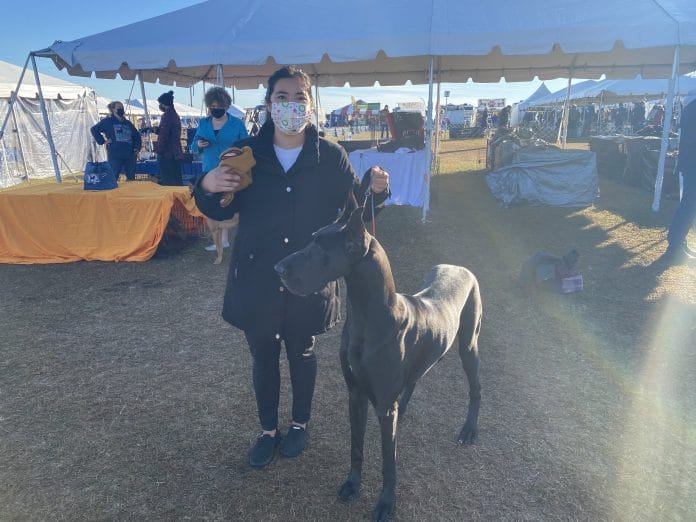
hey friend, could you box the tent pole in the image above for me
[232,85,236,105]
[652,45,680,212]
[422,56,434,223]
[11,106,30,179]
[313,78,321,130]
[557,75,572,147]
[0,54,31,141]
[138,72,154,155]
[30,53,61,183]
[433,61,442,174]
[216,64,224,87]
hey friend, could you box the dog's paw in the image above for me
[337,479,361,502]
[372,497,395,521]
[458,423,478,445]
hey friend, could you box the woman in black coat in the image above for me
[194,66,390,467]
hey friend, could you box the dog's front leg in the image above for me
[373,403,398,522]
[337,383,368,503]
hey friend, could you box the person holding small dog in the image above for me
[194,66,390,468]
[90,101,142,181]
[190,86,249,252]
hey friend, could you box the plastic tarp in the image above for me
[486,146,599,207]
[37,0,696,88]
[0,94,100,189]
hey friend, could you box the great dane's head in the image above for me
[274,193,370,296]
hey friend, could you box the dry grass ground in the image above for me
[1,138,695,521]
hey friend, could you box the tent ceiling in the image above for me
[36,0,696,88]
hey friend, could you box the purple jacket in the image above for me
[156,107,183,160]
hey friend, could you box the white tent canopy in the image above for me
[528,75,696,107]
[517,83,552,110]
[0,60,98,189]
[23,0,696,214]
[38,0,696,88]
[0,59,91,100]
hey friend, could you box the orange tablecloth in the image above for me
[0,181,203,264]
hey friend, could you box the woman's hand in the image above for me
[369,166,389,193]
[197,139,209,149]
[201,165,241,194]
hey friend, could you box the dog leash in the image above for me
[362,188,376,236]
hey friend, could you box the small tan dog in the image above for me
[205,146,255,264]
[207,215,238,264]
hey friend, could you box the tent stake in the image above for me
[31,53,62,183]
[652,45,680,212]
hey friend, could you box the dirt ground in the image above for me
[1,139,695,521]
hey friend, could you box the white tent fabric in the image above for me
[38,0,696,88]
[517,83,552,111]
[528,75,696,107]
[0,61,98,189]
[0,59,90,100]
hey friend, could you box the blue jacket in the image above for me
[90,116,142,160]
[189,114,249,172]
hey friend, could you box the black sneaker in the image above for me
[249,432,281,468]
[280,425,307,458]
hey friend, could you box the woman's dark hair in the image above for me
[107,101,123,112]
[204,86,232,108]
[264,66,313,105]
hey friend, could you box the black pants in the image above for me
[158,157,183,186]
[244,332,317,431]
[108,155,136,181]
[668,170,696,250]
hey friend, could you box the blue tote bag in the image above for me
[83,146,117,191]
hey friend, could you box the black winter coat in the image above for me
[194,123,388,338]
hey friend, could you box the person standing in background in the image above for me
[190,86,249,252]
[660,92,696,266]
[155,91,184,186]
[90,101,141,181]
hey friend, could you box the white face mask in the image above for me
[271,101,313,135]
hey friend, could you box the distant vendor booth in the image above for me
[348,110,429,208]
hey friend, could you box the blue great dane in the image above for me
[274,196,482,521]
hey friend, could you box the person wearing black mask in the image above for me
[190,86,249,252]
[90,101,142,181]
[155,90,184,186]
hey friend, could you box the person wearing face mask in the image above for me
[190,86,249,251]
[90,101,142,181]
[194,66,390,468]
[154,90,184,186]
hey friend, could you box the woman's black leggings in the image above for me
[244,332,317,431]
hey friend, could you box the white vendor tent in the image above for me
[8,0,696,213]
[529,75,696,107]
[510,83,551,126]
[0,60,99,189]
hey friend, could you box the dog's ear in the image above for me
[337,190,359,224]
[562,249,579,268]
[344,207,369,259]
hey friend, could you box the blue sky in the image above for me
[0,0,572,113]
